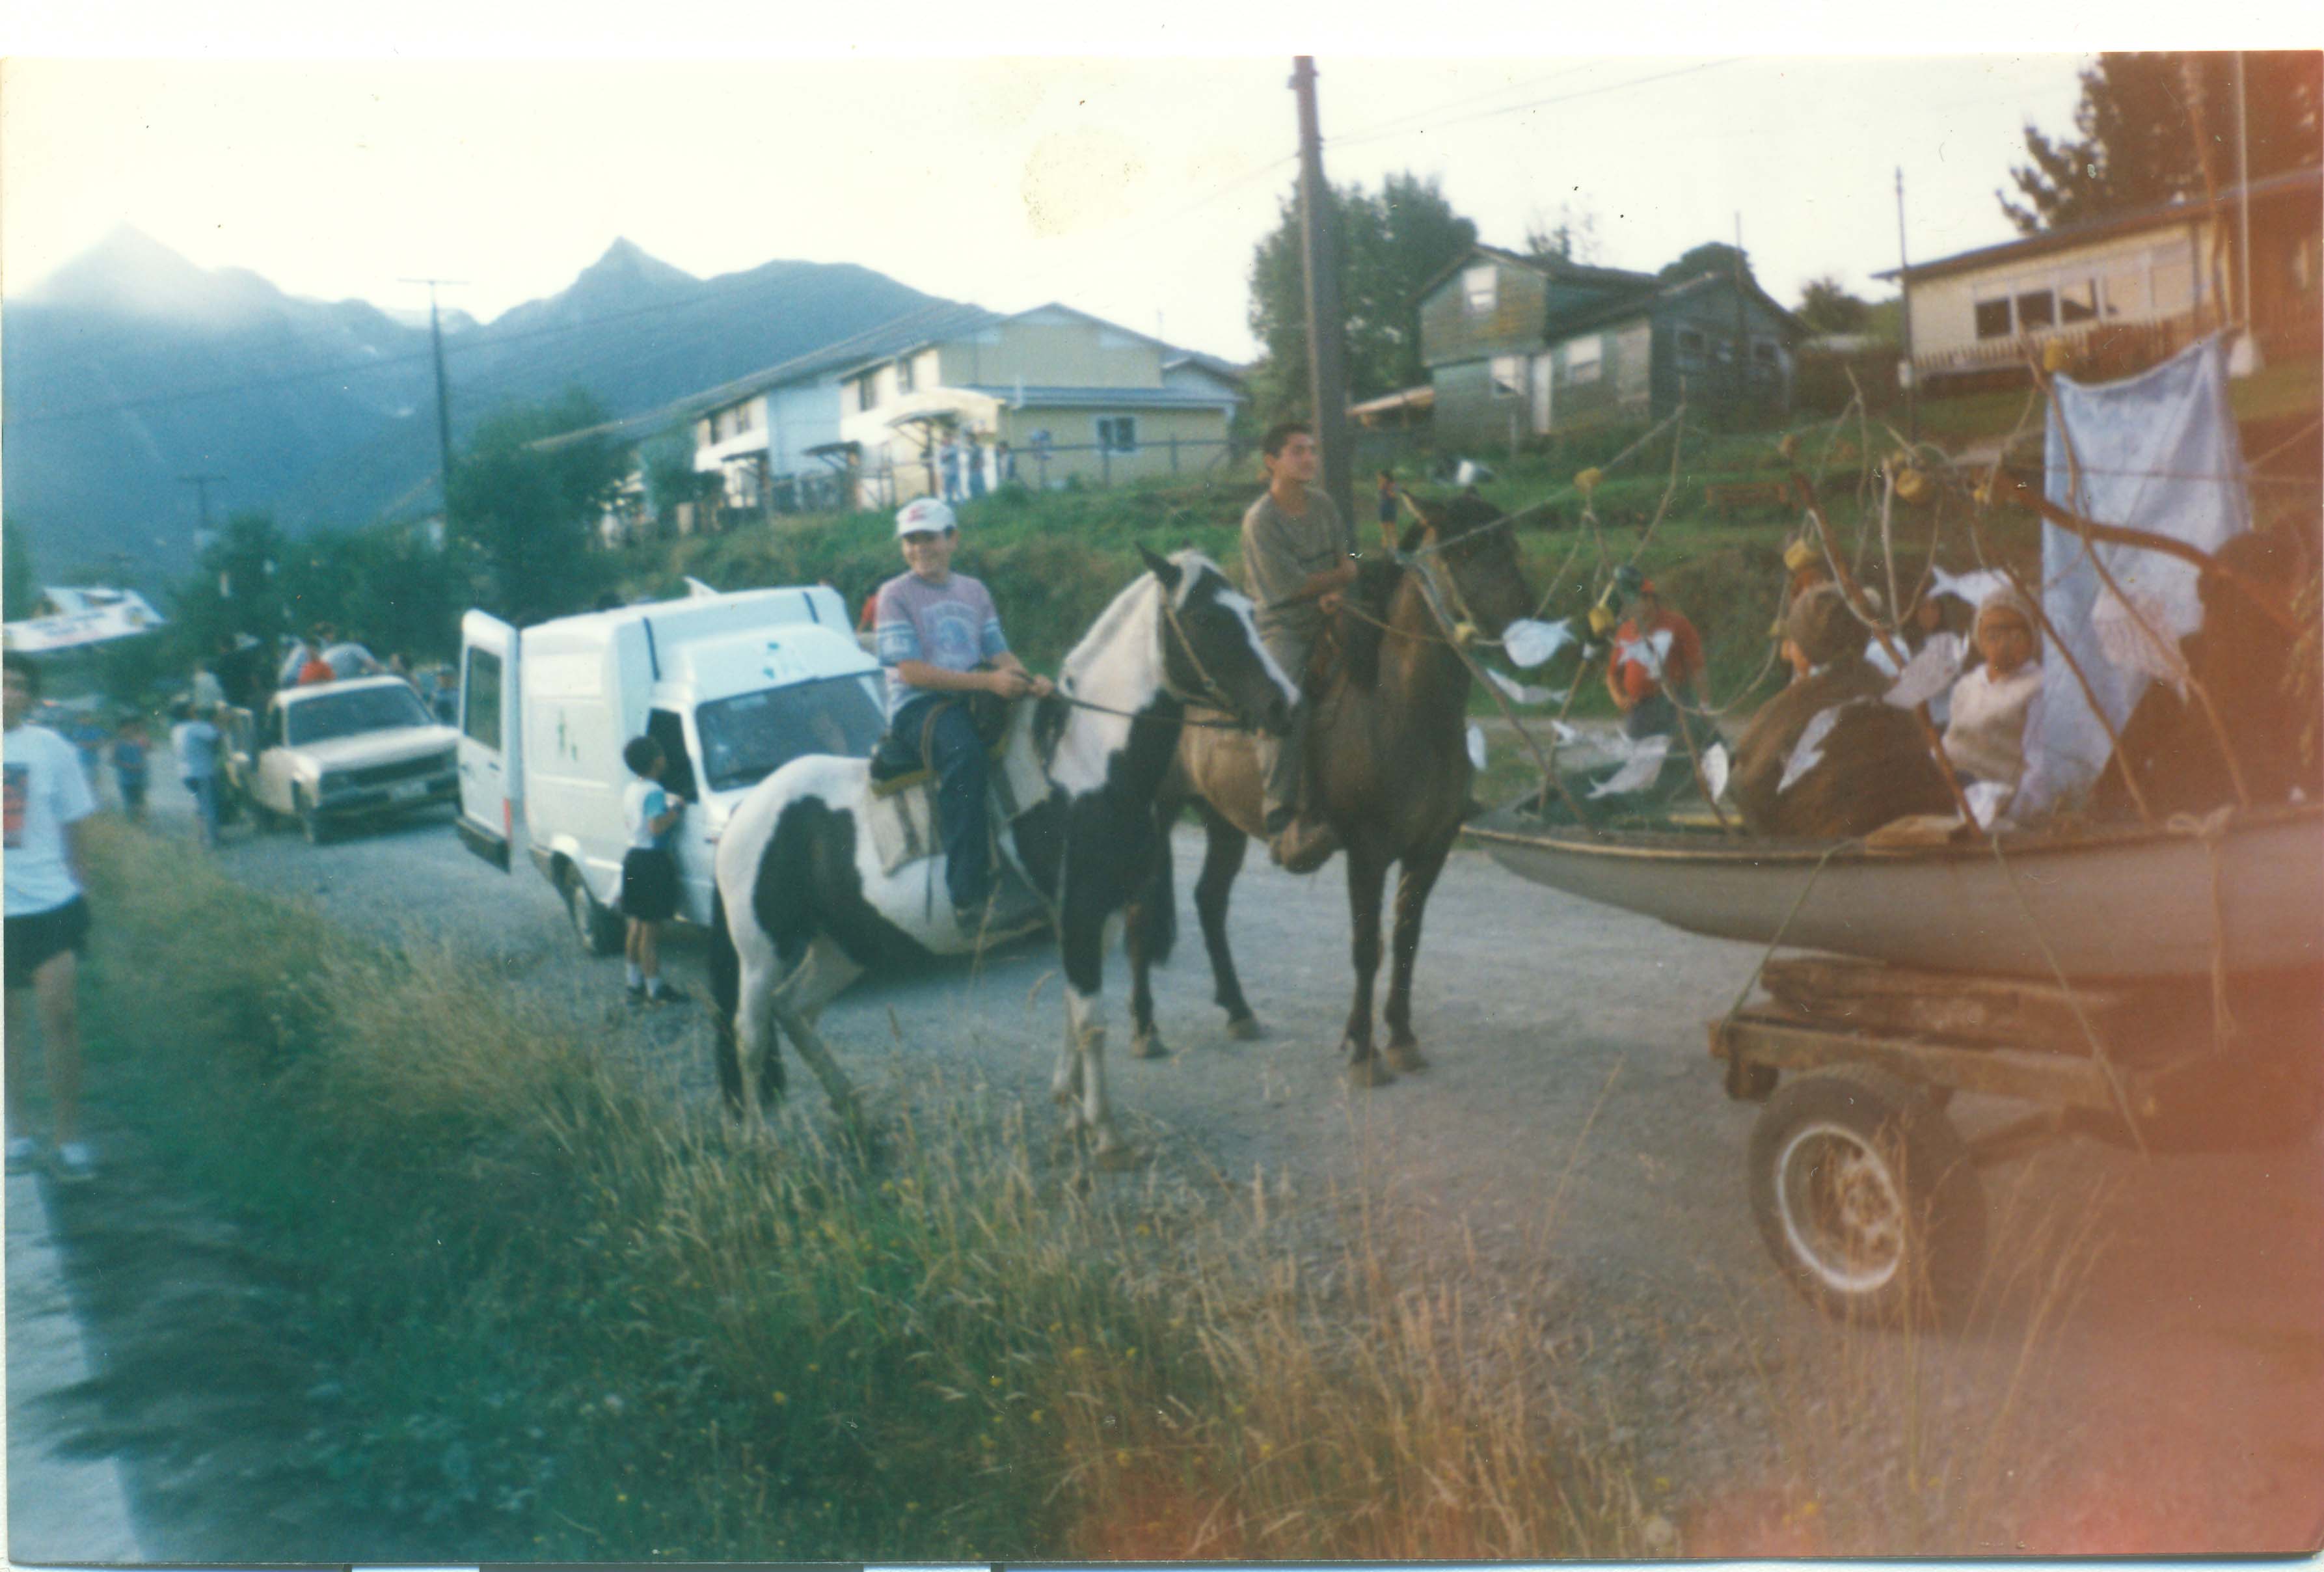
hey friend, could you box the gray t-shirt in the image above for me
[1240,486,1352,651]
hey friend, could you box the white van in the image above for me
[456,585,884,951]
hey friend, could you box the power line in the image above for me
[1327,58,1746,153]
[1325,61,1602,150]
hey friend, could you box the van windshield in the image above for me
[286,684,437,745]
[695,674,885,794]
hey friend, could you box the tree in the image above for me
[1247,171,1479,424]
[1660,241,1753,286]
[3,517,39,621]
[448,391,626,626]
[2001,51,2323,234]
[1523,202,1601,267]
[1797,275,1871,335]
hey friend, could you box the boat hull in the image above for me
[1466,803,2324,981]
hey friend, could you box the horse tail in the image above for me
[707,891,744,1111]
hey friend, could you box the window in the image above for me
[2057,277,2098,324]
[856,375,880,413]
[1463,265,1497,315]
[1675,327,1707,370]
[2015,288,2055,331]
[1562,335,1602,385]
[1974,298,2014,340]
[1489,355,1526,398]
[694,675,887,794]
[288,685,435,746]
[2150,247,2196,314]
[463,650,501,748]
[1096,415,1138,452]
[897,357,916,394]
[1751,339,1779,366]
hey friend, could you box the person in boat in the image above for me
[1941,586,2046,815]
[1865,588,1970,724]
[1604,565,1709,742]
[1730,583,1953,838]
[1241,421,1357,873]
[872,496,1053,932]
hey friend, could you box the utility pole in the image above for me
[2230,51,2263,376]
[1291,56,1355,527]
[1895,167,1919,442]
[401,277,466,513]
[179,472,226,550]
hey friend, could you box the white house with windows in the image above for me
[1882,166,2322,387]
[831,303,1245,506]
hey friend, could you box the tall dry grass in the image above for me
[78,819,1647,1559]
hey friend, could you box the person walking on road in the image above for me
[111,716,150,824]
[5,654,100,1181]
[170,699,224,849]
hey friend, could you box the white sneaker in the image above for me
[53,1141,96,1181]
[5,1136,41,1175]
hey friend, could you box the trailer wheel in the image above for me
[562,864,625,956]
[1748,1066,1985,1327]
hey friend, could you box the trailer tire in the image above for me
[562,863,625,956]
[1748,1066,1985,1328]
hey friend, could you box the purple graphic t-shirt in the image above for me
[874,571,1009,720]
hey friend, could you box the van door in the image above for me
[456,610,521,871]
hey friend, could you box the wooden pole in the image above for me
[1292,57,1357,528]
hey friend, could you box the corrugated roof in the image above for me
[1877,165,2322,284]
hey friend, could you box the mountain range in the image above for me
[2,228,956,586]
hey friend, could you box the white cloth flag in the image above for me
[1882,634,1966,711]
[1613,626,1675,681]
[1701,741,1731,802]
[1589,734,1671,797]
[1482,666,1557,705]
[2021,336,2250,818]
[1500,618,1578,670]
[1466,723,1488,771]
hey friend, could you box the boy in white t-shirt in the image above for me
[619,737,688,1006]
[5,654,100,1179]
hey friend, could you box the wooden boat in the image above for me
[1465,800,2324,981]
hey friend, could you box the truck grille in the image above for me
[344,752,453,789]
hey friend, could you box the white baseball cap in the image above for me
[895,497,958,538]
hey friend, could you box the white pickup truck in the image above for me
[230,675,462,843]
[456,584,884,953]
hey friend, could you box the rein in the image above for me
[1052,576,1265,731]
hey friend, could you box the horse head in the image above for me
[1137,545,1296,736]
[1400,491,1537,640]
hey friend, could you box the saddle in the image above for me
[863,692,1047,878]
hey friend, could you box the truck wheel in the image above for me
[295,787,332,845]
[563,865,625,956]
[1748,1066,1985,1327]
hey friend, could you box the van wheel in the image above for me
[563,865,625,956]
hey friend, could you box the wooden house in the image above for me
[1417,245,1805,448]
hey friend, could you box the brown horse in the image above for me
[1126,492,1538,1085]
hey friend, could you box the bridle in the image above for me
[1053,573,1264,730]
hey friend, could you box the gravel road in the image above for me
[110,772,2324,1551]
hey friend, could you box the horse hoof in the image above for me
[1345,1057,1395,1089]
[1385,1040,1429,1074]
[1131,1029,1167,1060]
[1226,1015,1266,1042]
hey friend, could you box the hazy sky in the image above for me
[2,6,2305,363]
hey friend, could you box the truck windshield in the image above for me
[695,675,885,794]
[286,685,437,745]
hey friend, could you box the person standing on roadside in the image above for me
[170,699,224,848]
[1239,421,1356,873]
[5,654,100,1181]
[619,737,688,1007]
[112,716,150,824]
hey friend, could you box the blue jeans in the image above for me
[889,695,992,913]
[186,775,220,847]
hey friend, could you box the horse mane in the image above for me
[1331,556,1407,690]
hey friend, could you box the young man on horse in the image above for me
[1240,421,1358,873]
[873,496,1054,931]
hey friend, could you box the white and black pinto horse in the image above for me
[707,547,1295,1163]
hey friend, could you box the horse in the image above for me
[707,546,1296,1163]
[1127,492,1537,1086]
